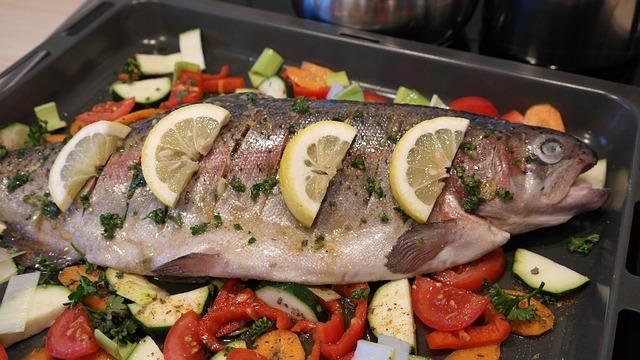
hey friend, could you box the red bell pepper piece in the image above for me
[502,110,525,123]
[202,65,230,82]
[363,92,389,103]
[203,77,245,94]
[426,305,511,350]
[320,299,367,359]
[161,71,204,110]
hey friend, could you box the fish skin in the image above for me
[0,94,607,284]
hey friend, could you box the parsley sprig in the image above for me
[485,281,545,322]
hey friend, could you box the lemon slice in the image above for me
[141,103,230,207]
[280,121,357,227]
[390,117,469,223]
[49,121,132,211]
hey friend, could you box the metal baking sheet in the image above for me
[1,1,640,358]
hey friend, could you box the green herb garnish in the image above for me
[191,222,209,236]
[23,193,59,219]
[35,256,58,285]
[301,239,308,248]
[292,96,310,114]
[568,234,600,254]
[27,120,48,147]
[454,166,485,213]
[496,188,514,200]
[246,317,273,340]
[88,295,141,344]
[7,172,32,193]
[351,287,370,300]
[386,133,398,145]
[332,114,345,122]
[350,155,365,171]
[524,154,538,164]
[0,145,7,159]
[461,142,478,159]
[127,164,146,200]
[486,281,545,322]
[379,212,389,223]
[80,193,91,208]
[144,207,167,225]
[365,177,384,199]
[393,206,411,223]
[213,213,223,228]
[168,212,183,228]
[287,123,297,134]
[247,237,257,245]
[352,110,363,119]
[229,177,246,192]
[251,176,278,200]
[313,234,325,250]
[100,213,125,239]
[233,223,243,231]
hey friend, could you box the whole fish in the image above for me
[0,94,607,284]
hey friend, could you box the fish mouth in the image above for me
[552,161,608,212]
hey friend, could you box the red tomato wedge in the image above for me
[426,306,511,350]
[45,306,100,359]
[75,98,135,124]
[430,248,506,291]
[363,92,389,103]
[227,349,269,360]
[164,311,206,360]
[449,96,499,117]
[161,71,204,110]
[411,276,489,331]
[0,344,7,360]
[502,110,525,123]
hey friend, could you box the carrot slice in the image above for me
[58,265,109,311]
[445,345,500,360]
[46,134,68,143]
[70,119,84,134]
[504,290,554,336]
[74,349,118,360]
[301,61,333,79]
[523,104,565,132]
[115,108,161,125]
[254,330,306,360]
[24,348,52,360]
[284,67,327,91]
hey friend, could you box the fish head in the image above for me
[470,123,608,234]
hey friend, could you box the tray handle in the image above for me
[0,50,49,94]
[60,0,115,37]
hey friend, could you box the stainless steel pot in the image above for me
[482,0,640,71]
[291,0,478,45]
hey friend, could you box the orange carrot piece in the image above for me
[58,265,109,311]
[115,108,161,125]
[523,104,565,132]
[254,330,306,360]
[504,290,554,336]
[24,348,52,360]
[46,134,68,143]
[445,345,501,360]
[301,61,333,79]
[70,119,84,134]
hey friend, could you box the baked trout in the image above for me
[0,94,607,284]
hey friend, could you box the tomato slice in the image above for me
[411,276,489,331]
[164,310,206,360]
[0,344,7,360]
[45,306,99,359]
[501,110,525,123]
[75,98,136,124]
[430,248,506,291]
[449,96,499,117]
[160,71,204,110]
[226,349,268,360]
[363,92,389,103]
[426,305,511,350]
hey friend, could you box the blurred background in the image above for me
[2,0,640,85]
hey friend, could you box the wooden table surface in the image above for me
[0,0,84,73]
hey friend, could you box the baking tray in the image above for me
[1,1,640,359]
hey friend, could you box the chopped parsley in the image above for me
[313,234,325,250]
[301,239,308,248]
[287,123,297,134]
[100,213,125,239]
[27,120,49,147]
[168,212,183,228]
[67,274,107,306]
[176,88,189,103]
[332,114,345,122]
[496,188,514,200]
[191,222,209,236]
[386,133,398,145]
[379,212,389,223]
[213,213,223,228]
[524,154,538,164]
[127,164,146,199]
[360,217,368,224]
[35,256,58,285]
[7,172,32,193]
[247,237,257,245]
[88,295,141,344]
[115,271,124,279]
[568,233,600,254]
[350,155,365,170]
[0,145,6,159]
[234,223,243,231]
[365,177,384,199]
[250,176,278,200]
[244,92,257,105]
[144,207,167,225]
[80,193,91,208]
[229,177,246,192]
[415,238,425,246]
[351,287,370,300]
[291,96,310,114]
[246,317,273,340]
[352,109,363,119]
[454,166,485,213]
[23,193,59,219]
[461,142,478,159]
[231,139,242,158]
[485,281,545,322]
[393,206,411,223]
[117,57,141,82]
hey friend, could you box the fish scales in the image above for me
[0,94,608,284]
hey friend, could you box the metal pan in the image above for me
[1,1,639,358]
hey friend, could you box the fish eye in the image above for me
[536,138,564,164]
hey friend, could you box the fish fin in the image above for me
[385,220,457,274]
[153,253,221,278]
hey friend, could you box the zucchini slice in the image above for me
[211,340,247,360]
[128,286,211,336]
[34,102,66,131]
[126,336,163,360]
[513,248,590,295]
[0,123,29,150]
[179,29,206,71]
[111,78,172,106]
[367,279,415,349]
[105,268,169,305]
[257,76,291,99]
[255,282,322,321]
[135,53,182,75]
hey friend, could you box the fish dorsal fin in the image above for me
[385,221,457,274]
[153,253,220,278]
